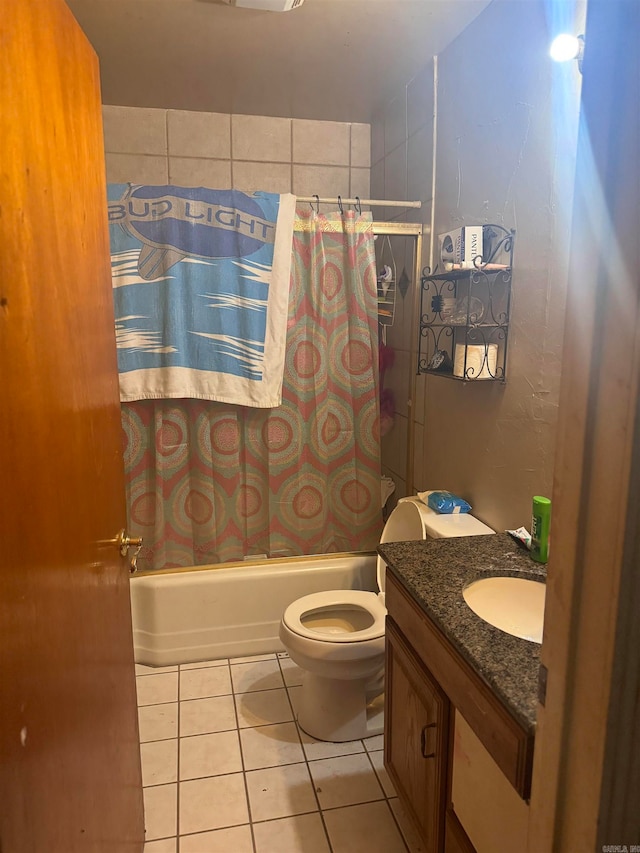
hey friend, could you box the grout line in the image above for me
[230,659,258,853]
[175,661,181,852]
[278,656,335,853]
[386,798,412,853]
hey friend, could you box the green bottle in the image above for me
[531,496,551,563]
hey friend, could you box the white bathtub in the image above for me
[130,552,377,666]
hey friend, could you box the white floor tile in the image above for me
[179,773,249,835]
[231,653,277,664]
[253,812,331,853]
[235,687,294,728]
[138,703,178,743]
[240,722,305,770]
[323,801,408,853]
[180,730,243,780]
[278,657,304,687]
[389,797,428,853]
[140,739,178,787]
[287,685,302,717]
[143,783,177,841]
[368,750,396,798]
[180,695,237,737]
[180,658,229,670]
[136,672,178,707]
[136,664,178,676]
[143,838,176,853]
[363,734,384,752]
[180,824,253,853]
[245,763,317,822]
[298,726,365,762]
[231,659,285,694]
[308,753,384,810]
[180,665,232,700]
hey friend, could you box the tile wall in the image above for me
[102,106,371,208]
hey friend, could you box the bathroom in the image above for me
[2,1,637,852]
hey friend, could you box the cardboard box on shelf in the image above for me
[438,226,484,269]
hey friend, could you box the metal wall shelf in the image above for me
[418,226,515,382]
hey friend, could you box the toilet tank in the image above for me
[377,495,495,600]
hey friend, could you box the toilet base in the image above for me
[296,671,385,742]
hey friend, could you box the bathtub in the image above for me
[130,552,377,666]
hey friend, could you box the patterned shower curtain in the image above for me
[121,210,382,569]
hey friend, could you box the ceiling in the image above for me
[67,0,492,123]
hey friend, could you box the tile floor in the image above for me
[136,652,425,853]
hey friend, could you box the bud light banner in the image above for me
[108,185,296,407]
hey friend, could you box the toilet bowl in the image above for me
[279,493,495,742]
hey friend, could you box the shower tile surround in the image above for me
[102,106,371,208]
[136,653,422,853]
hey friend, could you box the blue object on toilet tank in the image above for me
[426,491,472,514]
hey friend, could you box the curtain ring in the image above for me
[338,195,344,214]
[355,196,362,215]
[311,194,320,214]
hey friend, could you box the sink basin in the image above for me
[462,576,545,643]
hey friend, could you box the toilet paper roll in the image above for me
[454,343,498,380]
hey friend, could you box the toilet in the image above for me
[279,493,494,742]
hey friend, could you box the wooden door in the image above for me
[0,2,144,851]
[385,619,449,853]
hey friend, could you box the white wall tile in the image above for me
[292,119,350,166]
[232,161,291,193]
[351,123,371,168]
[167,110,230,159]
[350,167,370,201]
[292,164,350,199]
[102,105,167,155]
[232,115,291,162]
[168,157,231,187]
[105,153,168,185]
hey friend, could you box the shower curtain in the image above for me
[121,210,382,569]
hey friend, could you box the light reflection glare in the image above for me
[550,33,581,62]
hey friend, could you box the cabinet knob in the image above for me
[420,723,437,759]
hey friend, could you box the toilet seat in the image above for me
[282,590,385,643]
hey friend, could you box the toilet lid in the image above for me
[376,496,496,593]
[282,590,386,643]
[376,498,431,594]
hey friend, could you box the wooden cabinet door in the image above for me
[385,618,450,853]
[0,2,144,851]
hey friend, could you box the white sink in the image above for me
[462,576,545,644]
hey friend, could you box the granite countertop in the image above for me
[378,532,545,734]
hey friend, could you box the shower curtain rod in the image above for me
[297,196,421,209]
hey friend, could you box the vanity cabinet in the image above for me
[385,619,449,853]
[384,569,535,853]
